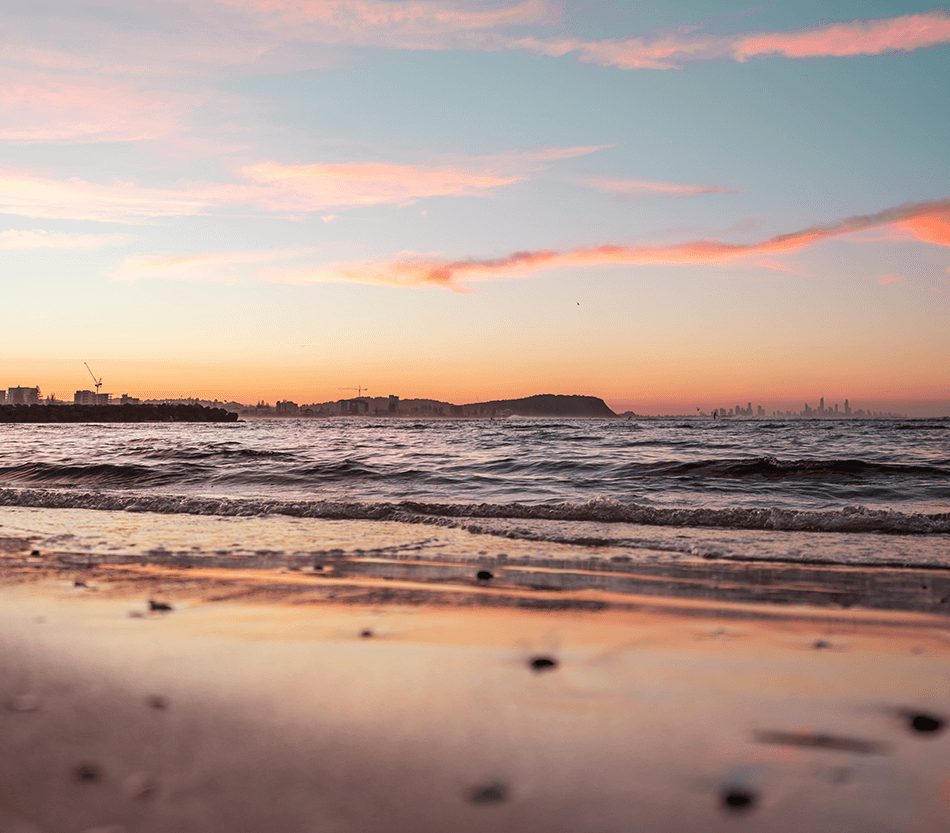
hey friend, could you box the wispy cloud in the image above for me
[512,9,950,70]
[237,145,604,211]
[238,160,522,211]
[3,4,947,99]
[111,250,299,283]
[213,0,552,47]
[0,170,214,223]
[0,145,603,221]
[581,176,735,198]
[509,33,718,71]
[0,71,180,144]
[314,199,950,290]
[114,198,949,291]
[734,10,950,61]
[879,274,905,285]
[0,229,129,249]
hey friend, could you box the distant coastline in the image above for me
[242,393,618,419]
[0,392,931,421]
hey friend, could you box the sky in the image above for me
[1,0,948,415]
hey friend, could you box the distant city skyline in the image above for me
[2,378,945,418]
[1,2,947,409]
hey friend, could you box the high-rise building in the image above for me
[75,390,110,406]
[7,387,40,405]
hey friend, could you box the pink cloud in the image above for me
[215,0,551,43]
[229,145,605,212]
[0,229,128,249]
[238,160,524,210]
[510,33,719,70]
[734,10,950,60]
[513,9,950,70]
[319,199,950,290]
[0,170,214,223]
[0,71,180,144]
[581,176,734,198]
[878,274,905,285]
[1,144,596,221]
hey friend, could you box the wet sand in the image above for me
[2,548,950,831]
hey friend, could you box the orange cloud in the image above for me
[734,10,950,60]
[901,208,950,246]
[581,176,734,198]
[320,199,950,289]
[108,198,950,290]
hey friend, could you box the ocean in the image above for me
[1,417,949,612]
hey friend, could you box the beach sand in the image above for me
[2,547,950,832]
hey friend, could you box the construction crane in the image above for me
[84,362,102,395]
[340,386,369,397]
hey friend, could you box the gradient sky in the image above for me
[2,0,948,414]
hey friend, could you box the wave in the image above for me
[147,446,297,462]
[1,489,947,535]
[619,457,950,480]
[0,463,181,487]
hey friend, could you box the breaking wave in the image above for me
[1,489,947,535]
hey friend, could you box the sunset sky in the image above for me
[2,0,948,414]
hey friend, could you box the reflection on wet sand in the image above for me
[2,544,950,831]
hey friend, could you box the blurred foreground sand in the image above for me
[2,557,950,832]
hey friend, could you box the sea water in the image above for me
[0,417,948,573]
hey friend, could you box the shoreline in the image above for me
[5,536,950,617]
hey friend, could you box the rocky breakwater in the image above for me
[0,404,239,423]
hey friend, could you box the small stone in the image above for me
[722,790,756,811]
[74,764,101,783]
[468,782,509,805]
[908,713,944,734]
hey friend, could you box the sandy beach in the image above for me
[3,538,950,833]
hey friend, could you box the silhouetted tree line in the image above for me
[0,404,238,423]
